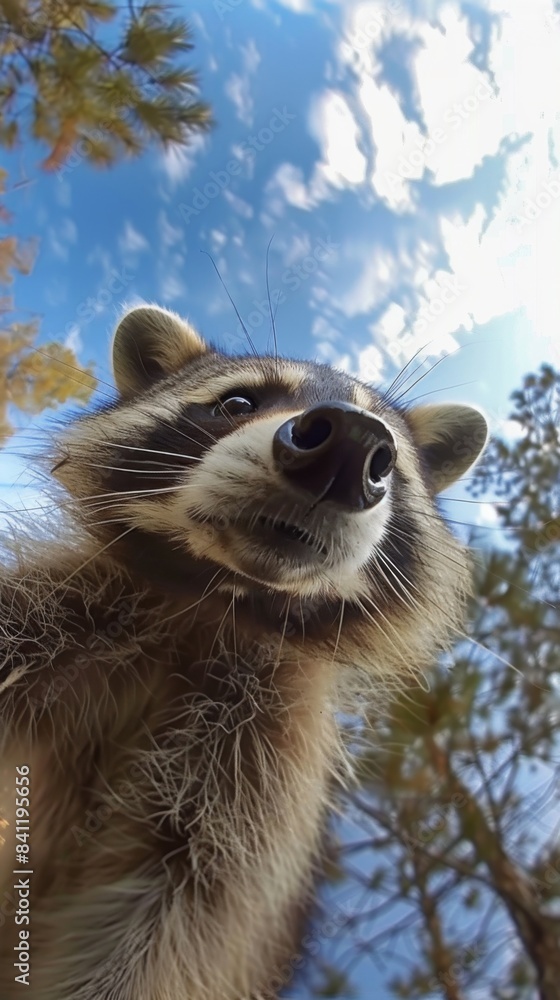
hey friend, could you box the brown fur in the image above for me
[0,306,487,999]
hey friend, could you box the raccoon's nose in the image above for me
[273,402,396,511]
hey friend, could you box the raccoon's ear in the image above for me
[112,305,207,397]
[407,403,488,492]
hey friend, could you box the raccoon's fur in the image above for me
[0,306,488,1000]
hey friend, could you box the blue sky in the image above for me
[2,0,559,532]
[1,0,560,994]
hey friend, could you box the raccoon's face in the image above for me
[55,306,487,654]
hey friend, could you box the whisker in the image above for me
[384,339,484,407]
[156,569,230,628]
[403,380,478,404]
[330,599,346,665]
[28,348,114,401]
[208,592,237,662]
[265,234,278,372]
[372,551,422,619]
[439,496,502,505]
[456,632,548,689]
[43,524,136,602]
[201,250,259,359]
[387,519,470,573]
[161,411,218,447]
[79,483,196,503]
[403,505,523,534]
[382,340,433,401]
[389,353,456,406]
[0,479,197,518]
[82,462,200,475]
[354,596,411,672]
[390,520,555,611]
[271,596,294,677]
[82,441,207,463]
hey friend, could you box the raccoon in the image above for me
[0,305,488,1000]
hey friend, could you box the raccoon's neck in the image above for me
[2,539,347,812]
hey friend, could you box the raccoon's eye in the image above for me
[213,394,257,417]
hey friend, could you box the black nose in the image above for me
[272,401,396,511]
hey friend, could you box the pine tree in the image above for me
[305,366,560,1000]
[0,0,212,171]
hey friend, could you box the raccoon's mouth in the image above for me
[195,510,328,559]
[255,514,328,557]
[188,507,331,584]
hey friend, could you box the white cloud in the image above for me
[338,245,401,318]
[118,220,149,256]
[160,273,187,303]
[369,302,409,371]
[311,314,342,343]
[48,235,68,261]
[495,418,522,442]
[158,133,207,186]
[265,163,314,215]
[224,40,261,127]
[308,89,368,188]
[48,217,77,260]
[313,338,352,371]
[412,12,500,186]
[242,38,261,74]
[86,245,114,282]
[158,210,183,249]
[344,5,503,205]
[230,142,257,180]
[209,229,227,252]
[263,0,312,10]
[281,231,312,267]
[223,190,254,218]
[121,293,148,312]
[361,77,424,212]
[264,89,367,215]
[0,451,46,530]
[276,0,341,11]
[356,343,385,384]
[54,180,72,208]
[45,280,68,307]
[325,0,560,370]
[476,502,500,528]
[64,325,83,355]
[225,73,254,128]
[61,218,77,242]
